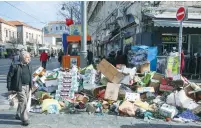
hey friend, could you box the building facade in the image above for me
[88,1,201,59]
[43,21,70,54]
[0,18,18,54]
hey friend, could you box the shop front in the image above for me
[152,19,201,77]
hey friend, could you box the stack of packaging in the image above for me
[83,68,97,90]
[56,71,72,100]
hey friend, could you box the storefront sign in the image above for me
[70,25,88,35]
[124,37,133,44]
[70,25,81,35]
[162,35,187,43]
[70,58,77,67]
[166,56,179,77]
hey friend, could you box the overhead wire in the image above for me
[4,1,46,24]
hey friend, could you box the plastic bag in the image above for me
[42,99,61,112]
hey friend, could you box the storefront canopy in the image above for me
[153,20,201,28]
[39,47,49,50]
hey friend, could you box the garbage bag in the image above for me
[119,101,137,116]
[42,99,61,112]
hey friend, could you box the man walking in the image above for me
[40,50,48,69]
[58,49,64,66]
[7,51,33,126]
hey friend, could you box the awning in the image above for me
[153,20,201,28]
[39,47,49,50]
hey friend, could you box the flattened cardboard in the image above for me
[104,83,120,101]
[97,59,124,84]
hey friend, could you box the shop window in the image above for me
[26,32,28,39]
[9,31,11,38]
[6,30,8,37]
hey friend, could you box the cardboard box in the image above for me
[139,62,150,73]
[97,59,124,84]
[137,87,155,93]
[125,92,140,102]
[149,79,160,93]
[104,83,120,101]
[152,73,165,82]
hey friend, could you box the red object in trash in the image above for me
[161,78,167,85]
[66,18,74,26]
[160,84,174,92]
[97,89,105,100]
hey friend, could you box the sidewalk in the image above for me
[0,110,201,128]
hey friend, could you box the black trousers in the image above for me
[42,61,47,69]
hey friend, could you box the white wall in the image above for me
[23,26,42,45]
[45,23,69,35]
[44,36,56,46]
[1,23,17,43]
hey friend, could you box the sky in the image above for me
[0,1,65,29]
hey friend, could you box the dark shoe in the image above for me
[22,120,29,126]
[15,115,20,120]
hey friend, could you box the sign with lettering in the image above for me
[162,35,187,43]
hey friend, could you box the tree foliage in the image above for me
[58,1,81,24]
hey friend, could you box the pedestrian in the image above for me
[115,50,124,65]
[87,50,93,65]
[40,50,48,69]
[107,51,116,67]
[12,51,20,64]
[180,49,185,75]
[7,51,32,126]
[58,49,64,66]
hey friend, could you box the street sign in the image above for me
[176,7,185,21]
[176,7,188,78]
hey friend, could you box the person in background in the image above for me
[7,51,32,126]
[180,49,185,75]
[58,49,64,66]
[40,50,48,69]
[87,50,93,65]
[115,50,124,65]
[12,51,20,64]
[107,51,116,67]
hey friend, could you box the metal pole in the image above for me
[71,8,73,20]
[80,1,87,68]
[178,21,183,76]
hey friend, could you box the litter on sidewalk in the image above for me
[13,55,201,124]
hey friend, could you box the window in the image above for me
[26,32,28,38]
[13,32,14,38]
[9,31,11,38]
[17,32,19,38]
[56,26,58,30]
[60,26,62,30]
[32,34,33,39]
[29,33,31,39]
[65,26,67,30]
[50,28,52,31]
[6,30,8,37]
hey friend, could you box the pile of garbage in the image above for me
[9,59,201,123]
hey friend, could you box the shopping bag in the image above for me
[27,90,32,113]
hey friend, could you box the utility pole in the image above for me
[80,1,87,68]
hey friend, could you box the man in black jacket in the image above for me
[7,51,32,126]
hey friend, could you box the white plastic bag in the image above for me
[27,91,32,113]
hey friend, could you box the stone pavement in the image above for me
[0,109,201,128]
